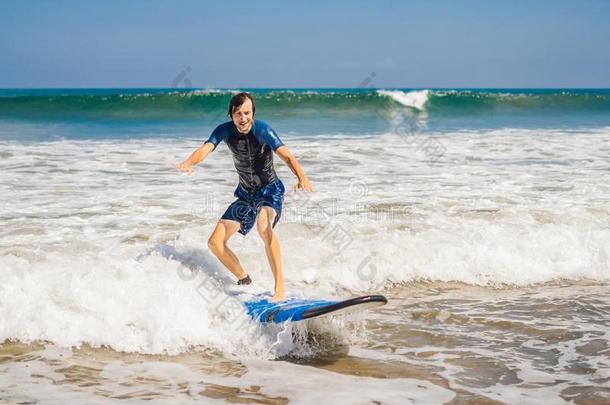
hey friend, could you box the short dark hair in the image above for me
[228,92,255,118]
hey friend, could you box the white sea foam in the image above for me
[1,127,609,355]
[187,88,240,96]
[378,89,430,110]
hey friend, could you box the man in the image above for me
[176,92,312,300]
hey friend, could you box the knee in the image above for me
[207,236,224,254]
[257,223,274,245]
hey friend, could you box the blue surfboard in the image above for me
[244,294,387,323]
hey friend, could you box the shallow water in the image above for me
[2,281,608,404]
[1,91,609,403]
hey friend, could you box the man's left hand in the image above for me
[294,178,313,192]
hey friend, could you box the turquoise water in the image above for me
[1,88,609,141]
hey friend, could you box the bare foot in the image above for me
[271,290,285,301]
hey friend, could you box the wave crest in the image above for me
[377,89,430,110]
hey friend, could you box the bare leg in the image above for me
[256,207,284,300]
[207,220,248,281]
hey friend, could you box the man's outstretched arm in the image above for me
[276,146,313,192]
[176,142,215,174]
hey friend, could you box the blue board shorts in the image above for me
[221,179,285,235]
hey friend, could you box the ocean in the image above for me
[1,88,609,404]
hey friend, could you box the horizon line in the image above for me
[2,86,610,90]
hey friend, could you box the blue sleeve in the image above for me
[204,123,230,150]
[255,121,284,151]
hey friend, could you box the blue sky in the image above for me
[1,0,609,88]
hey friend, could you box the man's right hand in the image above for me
[175,162,193,174]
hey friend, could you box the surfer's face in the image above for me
[232,99,254,134]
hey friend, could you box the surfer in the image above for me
[176,92,312,300]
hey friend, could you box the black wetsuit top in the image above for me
[204,119,284,193]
